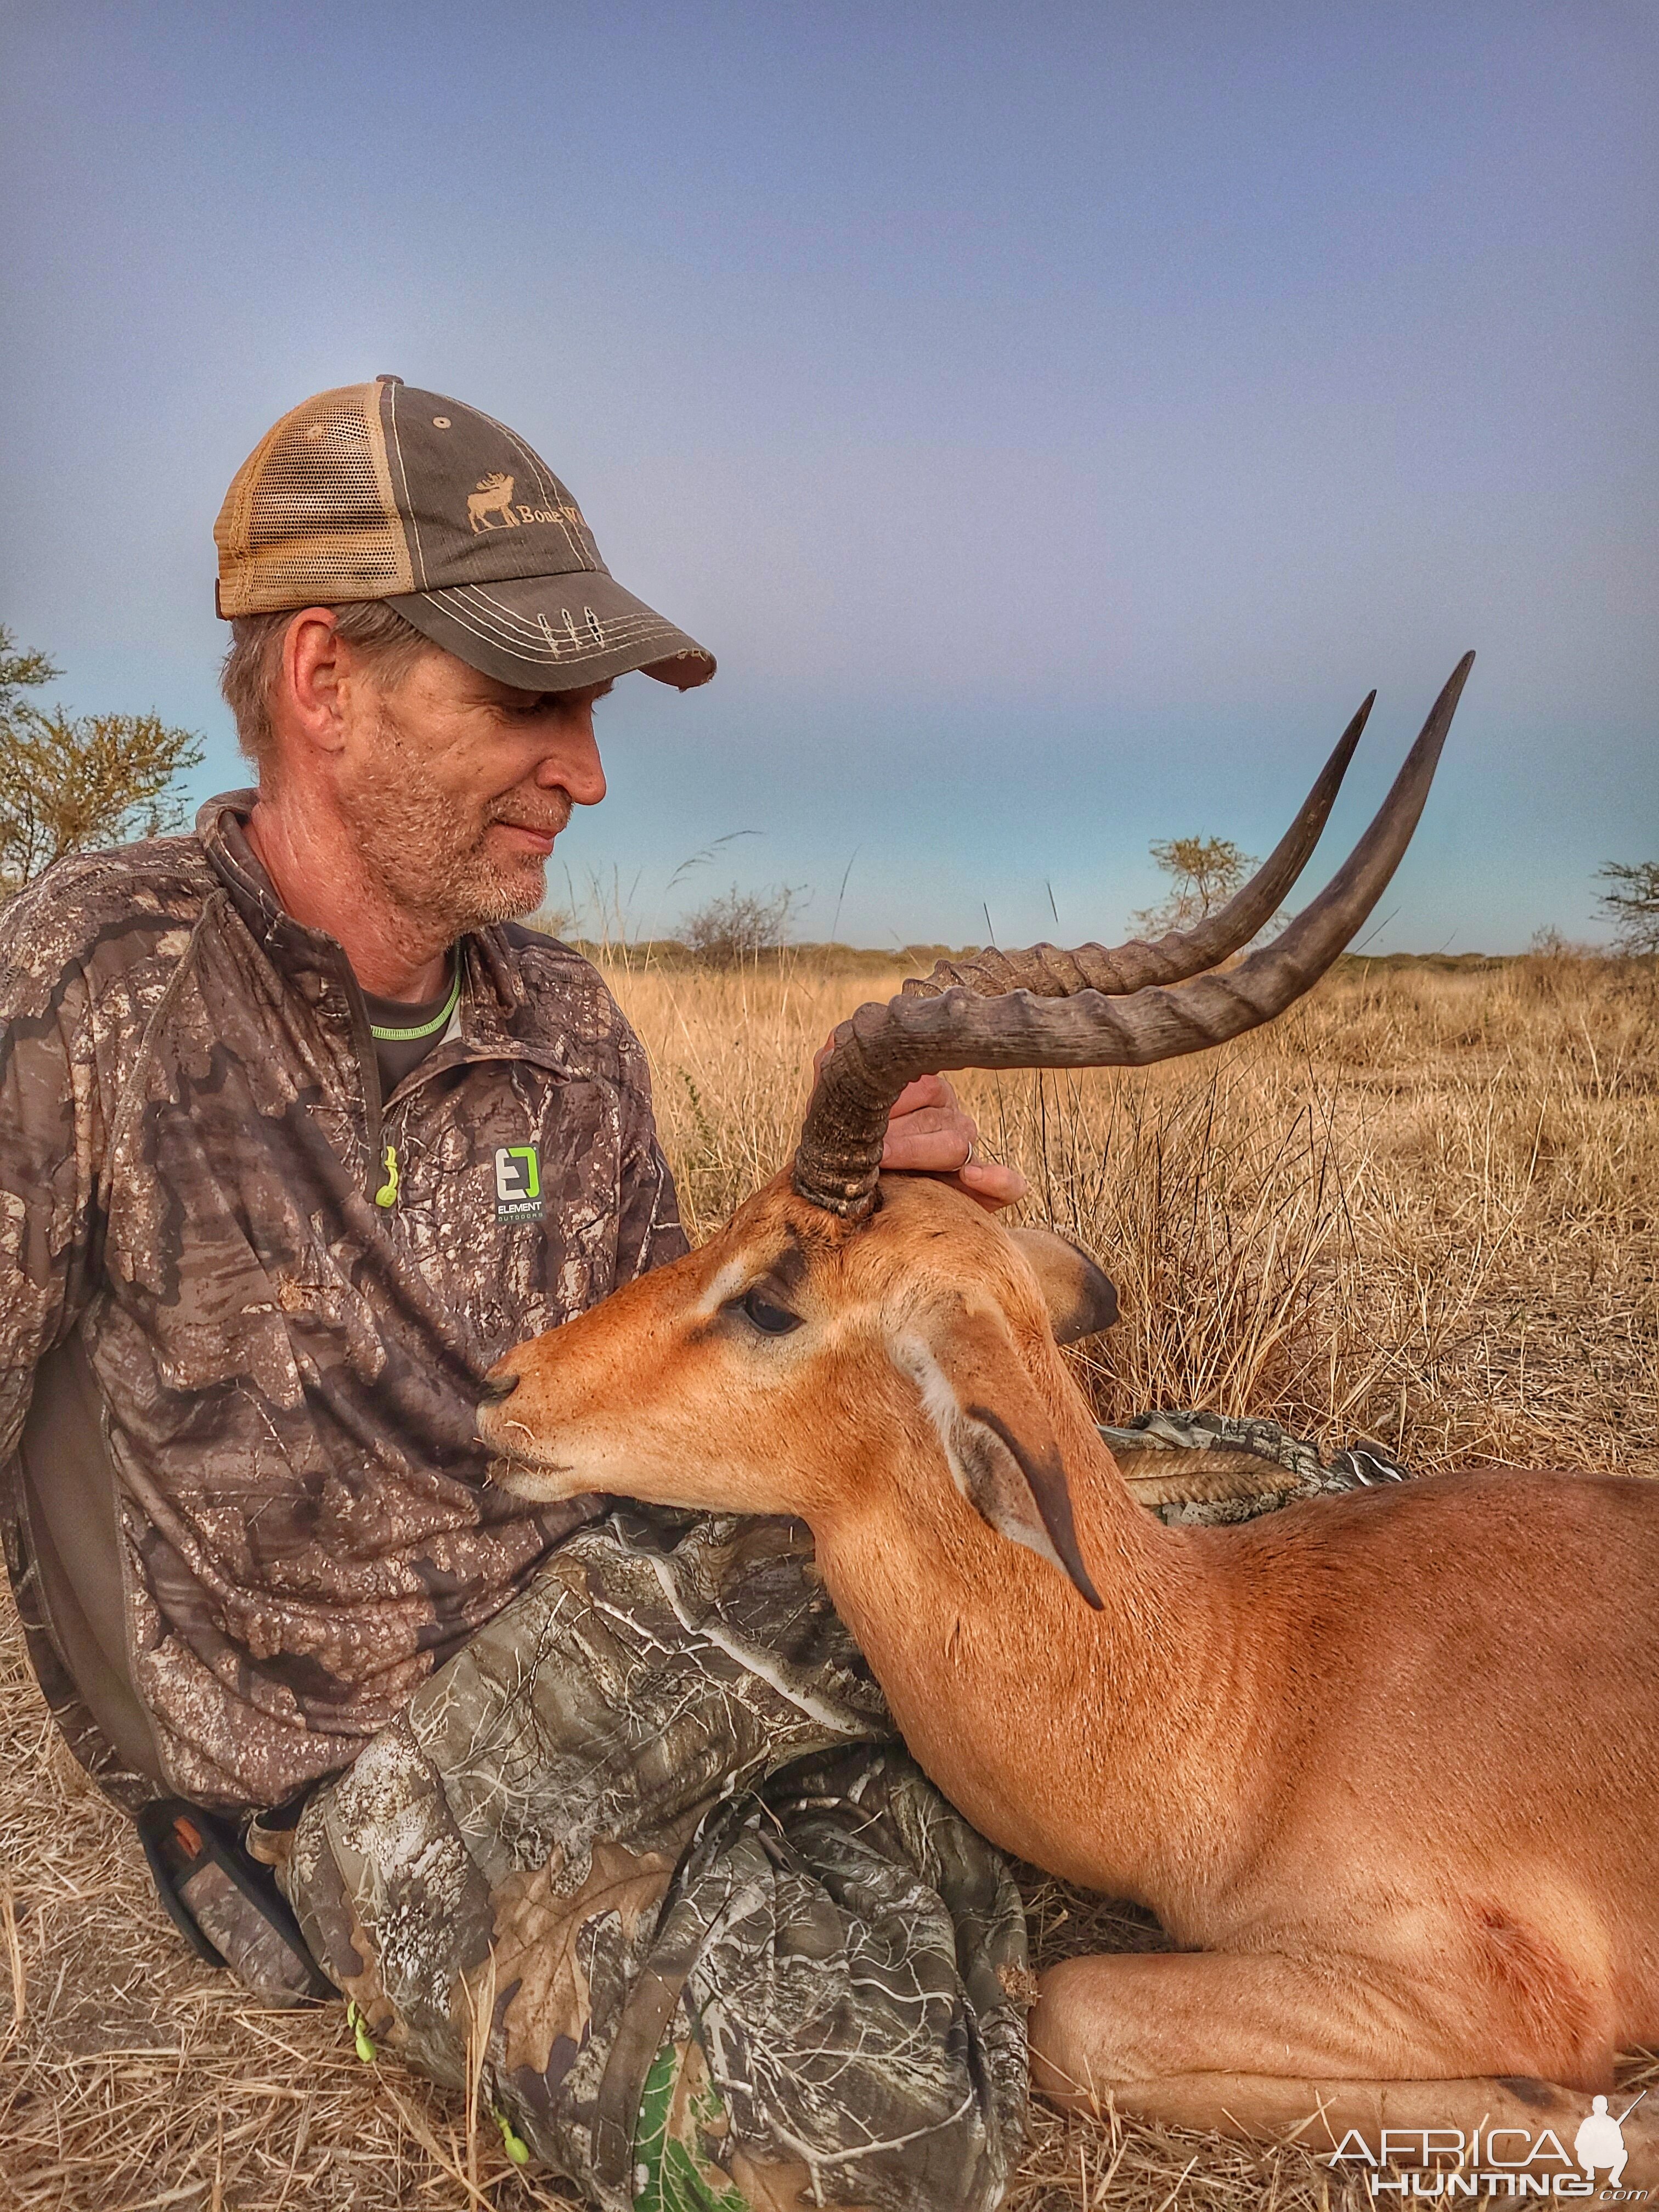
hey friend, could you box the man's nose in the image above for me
[538,724,606,807]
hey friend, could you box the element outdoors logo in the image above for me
[494,1144,543,1223]
[1330,2092,1649,2200]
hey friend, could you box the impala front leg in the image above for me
[1029,1949,1653,2181]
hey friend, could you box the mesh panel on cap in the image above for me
[215,383,414,615]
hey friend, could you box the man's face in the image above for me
[332,644,609,940]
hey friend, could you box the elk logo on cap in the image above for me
[467,473,519,533]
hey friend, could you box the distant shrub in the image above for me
[680,883,801,966]
[1596,861,1659,957]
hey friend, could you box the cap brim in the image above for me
[386,570,715,692]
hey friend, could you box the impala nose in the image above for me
[478,1369,521,1406]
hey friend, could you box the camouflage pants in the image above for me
[278,1509,1029,2212]
[274,1416,1394,2212]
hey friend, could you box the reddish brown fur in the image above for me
[481,1171,1659,2171]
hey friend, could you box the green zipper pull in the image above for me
[494,2109,531,2165]
[346,1999,377,2063]
[374,1142,400,1208]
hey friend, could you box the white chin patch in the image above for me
[486,1453,578,1499]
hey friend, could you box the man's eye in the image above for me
[736,1289,802,1336]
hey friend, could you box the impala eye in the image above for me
[736,1288,802,1336]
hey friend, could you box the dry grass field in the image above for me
[2,947,1655,2211]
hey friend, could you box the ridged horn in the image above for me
[793,655,1472,1219]
[901,691,1374,1001]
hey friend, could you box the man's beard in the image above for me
[337,711,569,943]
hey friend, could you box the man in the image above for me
[0,380,1032,2210]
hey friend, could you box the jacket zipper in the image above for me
[338,970,387,1205]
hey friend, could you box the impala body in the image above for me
[484,659,1659,2170]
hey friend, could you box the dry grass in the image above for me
[2,949,1655,2210]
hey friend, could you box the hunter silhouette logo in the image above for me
[1577,2096,1645,2193]
[494,1144,543,1224]
[468,473,520,532]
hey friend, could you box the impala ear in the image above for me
[896,1307,1104,1608]
[1007,1227,1119,1344]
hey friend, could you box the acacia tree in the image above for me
[0,624,204,899]
[1595,860,1659,957]
[0,628,58,711]
[1131,834,1256,938]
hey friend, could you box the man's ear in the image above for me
[894,1306,1103,1609]
[1007,1226,1119,1344]
[283,609,352,756]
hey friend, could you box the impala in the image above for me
[481,656,1659,2180]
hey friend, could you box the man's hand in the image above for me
[812,1045,1027,1210]
[884,1072,1027,1209]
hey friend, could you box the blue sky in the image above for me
[2,2,1653,951]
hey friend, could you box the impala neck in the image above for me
[814,1384,1259,1920]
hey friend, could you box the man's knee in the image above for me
[277,1522,1028,2209]
[612,1748,1029,2212]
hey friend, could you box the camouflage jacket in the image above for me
[0,794,687,1812]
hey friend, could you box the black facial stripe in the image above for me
[768,1234,810,1294]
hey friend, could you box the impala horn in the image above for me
[793,654,1472,1219]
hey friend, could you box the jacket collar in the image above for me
[194,791,531,1048]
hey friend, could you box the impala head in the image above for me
[483,658,1473,1604]
[481,1169,1119,1599]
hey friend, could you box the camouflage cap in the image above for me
[214,378,715,692]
